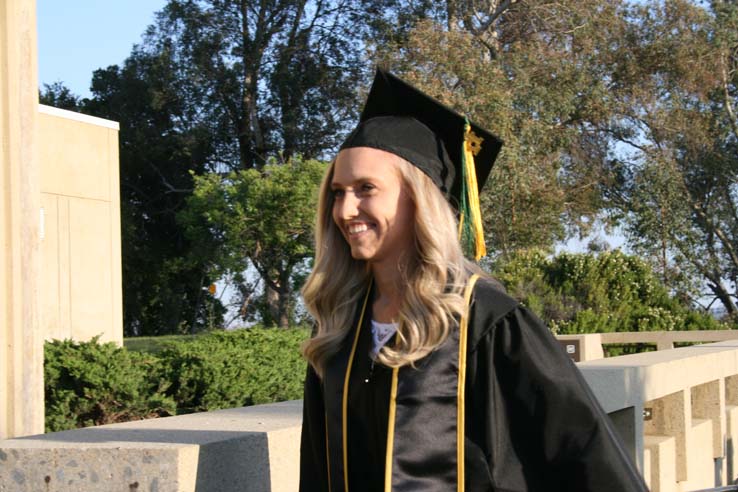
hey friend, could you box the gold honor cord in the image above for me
[383,367,399,492]
[342,281,372,492]
[325,411,332,492]
[459,120,487,260]
[381,274,479,492]
[457,274,479,492]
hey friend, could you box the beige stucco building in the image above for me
[38,105,122,345]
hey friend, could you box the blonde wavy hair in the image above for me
[301,153,477,377]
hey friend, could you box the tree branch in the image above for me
[721,51,738,142]
[471,0,516,36]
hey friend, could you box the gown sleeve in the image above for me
[299,364,330,492]
[466,301,650,492]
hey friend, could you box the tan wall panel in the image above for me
[40,194,61,340]
[37,106,122,346]
[40,193,73,341]
[68,197,116,343]
[38,111,112,201]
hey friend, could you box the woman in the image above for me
[299,69,649,492]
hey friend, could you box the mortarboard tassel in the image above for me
[458,119,487,260]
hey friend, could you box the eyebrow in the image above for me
[331,176,378,188]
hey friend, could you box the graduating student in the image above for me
[299,68,649,492]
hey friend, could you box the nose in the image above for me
[335,190,360,221]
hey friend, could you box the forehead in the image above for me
[332,147,402,185]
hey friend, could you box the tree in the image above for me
[39,82,81,111]
[598,0,738,317]
[180,158,326,327]
[144,0,367,170]
[112,0,372,329]
[369,0,627,257]
[83,47,223,336]
[73,0,380,333]
[366,0,738,323]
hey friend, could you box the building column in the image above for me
[0,0,44,438]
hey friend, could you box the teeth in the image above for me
[348,223,369,235]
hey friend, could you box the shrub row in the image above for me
[494,249,725,334]
[45,328,310,432]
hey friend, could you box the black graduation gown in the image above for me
[299,278,650,492]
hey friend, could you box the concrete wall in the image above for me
[38,105,122,345]
[1,0,122,440]
[6,342,738,491]
[0,0,44,441]
[0,401,302,492]
[579,340,738,491]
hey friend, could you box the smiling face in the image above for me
[331,147,416,267]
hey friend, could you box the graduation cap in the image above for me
[340,68,503,260]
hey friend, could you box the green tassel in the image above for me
[458,122,475,258]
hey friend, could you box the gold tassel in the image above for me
[462,121,486,260]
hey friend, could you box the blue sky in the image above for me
[37,0,168,99]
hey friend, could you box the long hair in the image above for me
[301,155,476,377]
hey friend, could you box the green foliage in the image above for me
[50,0,737,333]
[371,1,624,256]
[45,329,310,431]
[148,0,366,168]
[82,47,225,336]
[123,334,200,354]
[596,0,738,316]
[370,0,738,317]
[65,0,373,336]
[44,337,176,432]
[39,82,81,111]
[180,158,326,327]
[158,329,309,413]
[494,250,725,335]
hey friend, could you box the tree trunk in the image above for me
[265,284,281,326]
[278,290,291,328]
[709,279,737,315]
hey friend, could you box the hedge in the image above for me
[44,337,176,432]
[158,328,309,413]
[45,328,310,432]
[494,249,725,334]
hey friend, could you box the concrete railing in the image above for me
[577,340,738,492]
[558,331,738,362]
[0,401,303,492]
[3,339,738,491]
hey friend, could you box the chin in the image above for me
[350,250,372,261]
[348,245,378,261]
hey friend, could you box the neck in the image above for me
[370,260,404,323]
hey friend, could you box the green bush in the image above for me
[44,337,176,432]
[45,328,311,431]
[123,334,200,354]
[494,250,725,335]
[158,328,309,413]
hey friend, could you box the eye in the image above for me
[331,188,345,199]
[359,183,376,195]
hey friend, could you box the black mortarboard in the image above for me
[340,68,503,203]
[339,68,503,259]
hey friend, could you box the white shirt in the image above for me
[370,319,398,359]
